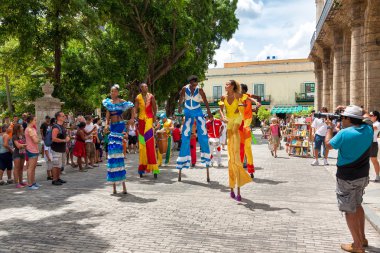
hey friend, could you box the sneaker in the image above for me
[0,180,6,185]
[21,182,28,186]
[323,159,329,166]
[58,179,67,184]
[311,160,319,166]
[47,176,53,181]
[374,177,380,182]
[33,183,42,187]
[87,165,94,169]
[7,179,14,184]
[16,183,25,188]
[52,180,62,186]
[28,185,39,190]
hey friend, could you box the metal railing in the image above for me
[310,0,334,50]
[295,92,314,102]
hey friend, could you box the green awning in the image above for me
[270,105,312,114]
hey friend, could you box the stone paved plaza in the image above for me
[1,136,380,253]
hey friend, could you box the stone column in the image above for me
[332,28,344,109]
[342,30,351,106]
[314,59,323,111]
[349,0,365,107]
[363,0,380,111]
[34,81,64,137]
[322,48,332,110]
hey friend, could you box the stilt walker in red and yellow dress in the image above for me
[239,84,260,178]
[133,83,159,179]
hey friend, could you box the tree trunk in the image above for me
[165,88,181,116]
[53,10,62,86]
[4,75,12,113]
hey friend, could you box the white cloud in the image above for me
[211,0,316,67]
[212,38,249,67]
[286,22,315,50]
[237,0,264,19]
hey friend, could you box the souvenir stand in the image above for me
[287,117,312,157]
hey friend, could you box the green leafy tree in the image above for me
[257,106,271,122]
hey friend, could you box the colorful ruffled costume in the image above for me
[102,98,134,183]
[219,96,252,188]
[136,93,159,175]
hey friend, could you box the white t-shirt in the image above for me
[84,123,94,143]
[311,118,328,137]
[373,121,380,142]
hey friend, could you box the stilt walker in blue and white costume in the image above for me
[177,75,213,182]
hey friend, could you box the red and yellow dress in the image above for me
[220,96,252,188]
[136,93,159,175]
[239,94,255,174]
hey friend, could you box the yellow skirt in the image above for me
[227,116,252,188]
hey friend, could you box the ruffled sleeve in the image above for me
[102,98,134,112]
[102,98,112,111]
[121,101,134,111]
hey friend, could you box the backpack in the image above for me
[44,124,62,147]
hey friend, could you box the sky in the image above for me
[211,0,316,68]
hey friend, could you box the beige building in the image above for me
[203,59,316,112]
[310,0,380,112]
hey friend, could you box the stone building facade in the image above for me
[310,0,380,112]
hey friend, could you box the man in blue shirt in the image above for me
[325,105,373,253]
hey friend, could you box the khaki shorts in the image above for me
[85,142,95,159]
[271,136,280,146]
[51,150,65,169]
[336,177,369,213]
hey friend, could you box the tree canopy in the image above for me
[0,0,239,116]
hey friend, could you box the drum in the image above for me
[157,131,168,154]
[209,138,220,147]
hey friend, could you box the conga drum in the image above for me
[157,131,168,154]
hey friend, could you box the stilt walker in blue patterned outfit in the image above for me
[103,84,134,194]
[177,75,213,182]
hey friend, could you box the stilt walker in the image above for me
[239,84,261,178]
[103,84,134,195]
[219,80,252,201]
[133,83,159,179]
[206,116,224,167]
[177,75,213,182]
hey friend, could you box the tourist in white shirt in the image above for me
[369,111,380,182]
[311,107,329,166]
[84,115,97,168]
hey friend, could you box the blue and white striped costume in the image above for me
[102,98,134,183]
[176,84,211,169]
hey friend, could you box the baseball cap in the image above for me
[340,105,364,119]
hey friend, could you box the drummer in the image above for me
[157,113,174,166]
[206,114,224,167]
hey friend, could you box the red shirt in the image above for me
[172,128,181,142]
[206,119,222,138]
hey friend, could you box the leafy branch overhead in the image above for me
[0,0,238,115]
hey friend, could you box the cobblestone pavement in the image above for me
[0,135,380,253]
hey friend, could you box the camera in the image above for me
[314,112,341,120]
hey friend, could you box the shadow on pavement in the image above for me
[181,180,230,193]
[114,193,157,204]
[239,198,296,214]
[0,210,110,252]
[367,246,380,253]
[253,178,287,185]
[127,168,179,185]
